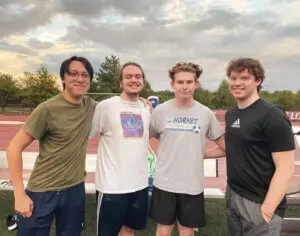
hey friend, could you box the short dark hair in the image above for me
[119,62,145,82]
[169,62,203,81]
[60,56,94,81]
[226,58,265,91]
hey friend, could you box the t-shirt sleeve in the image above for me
[149,108,160,138]
[91,98,98,108]
[207,110,223,141]
[89,102,105,137]
[264,107,295,152]
[23,103,49,140]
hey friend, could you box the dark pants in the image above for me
[226,187,283,236]
[17,182,85,236]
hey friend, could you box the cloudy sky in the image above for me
[0,0,299,92]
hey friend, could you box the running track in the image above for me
[0,114,299,196]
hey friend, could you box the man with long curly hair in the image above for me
[149,62,225,236]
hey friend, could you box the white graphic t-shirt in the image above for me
[90,96,151,193]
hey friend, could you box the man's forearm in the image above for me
[262,165,295,216]
[149,131,159,140]
[7,145,25,196]
[205,146,226,159]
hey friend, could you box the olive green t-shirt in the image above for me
[24,94,97,192]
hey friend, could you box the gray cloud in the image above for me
[186,9,241,31]
[0,40,36,55]
[55,0,166,18]
[34,3,300,91]
[61,7,280,54]
[26,39,54,50]
[0,1,55,38]
[62,21,192,52]
[272,25,300,38]
[0,0,18,7]
[54,0,106,16]
[270,0,296,3]
[0,0,299,92]
[0,0,33,7]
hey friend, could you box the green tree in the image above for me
[19,65,60,106]
[91,55,154,100]
[272,90,296,110]
[194,84,213,107]
[0,73,19,108]
[140,80,154,98]
[295,90,300,110]
[260,90,274,103]
[92,55,121,94]
[211,79,235,109]
[154,90,174,103]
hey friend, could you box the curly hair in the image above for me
[226,58,265,91]
[169,62,203,80]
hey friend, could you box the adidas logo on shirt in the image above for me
[231,118,240,128]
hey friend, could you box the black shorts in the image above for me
[149,187,205,228]
[96,188,148,236]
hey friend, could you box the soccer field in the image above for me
[1,191,300,236]
[0,191,228,236]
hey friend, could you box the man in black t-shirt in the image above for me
[206,58,295,236]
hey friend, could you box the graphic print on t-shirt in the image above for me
[120,112,144,138]
[165,116,200,133]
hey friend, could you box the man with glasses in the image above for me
[6,56,96,236]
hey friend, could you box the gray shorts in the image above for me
[225,187,283,236]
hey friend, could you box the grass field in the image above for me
[0,191,299,236]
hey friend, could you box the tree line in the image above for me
[0,55,299,110]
